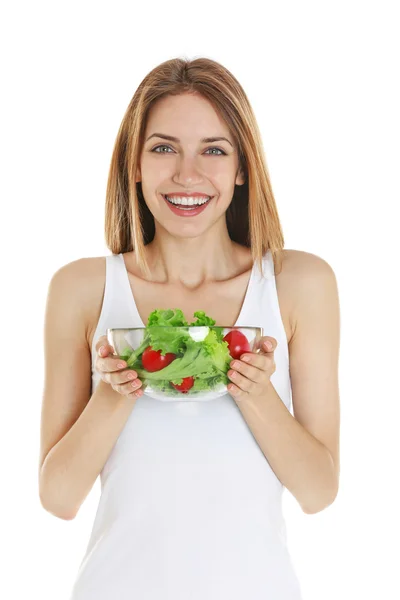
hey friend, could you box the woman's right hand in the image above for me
[94,335,144,399]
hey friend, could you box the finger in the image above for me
[229,360,265,384]
[235,352,268,371]
[114,368,138,384]
[99,355,129,373]
[257,336,277,353]
[95,338,128,373]
[228,369,255,394]
[112,376,143,396]
[96,335,114,357]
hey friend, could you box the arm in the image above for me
[40,380,138,520]
[235,252,341,514]
[38,259,138,520]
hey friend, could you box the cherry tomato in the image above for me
[170,376,195,394]
[141,346,177,372]
[223,330,251,360]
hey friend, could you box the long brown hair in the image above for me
[104,56,284,279]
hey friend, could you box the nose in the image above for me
[172,154,203,187]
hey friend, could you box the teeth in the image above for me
[165,195,211,206]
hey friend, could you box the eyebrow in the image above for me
[146,133,234,148]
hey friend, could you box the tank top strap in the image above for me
[246,249,289,364]
[90,254,138,369]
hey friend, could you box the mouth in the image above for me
[161,193,214,216]
[162,194,213,210]
[161,194,214,208]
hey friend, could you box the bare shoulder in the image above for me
[277,249,338,341]
[53,256,107,349]
[282,249,338,336]
[280,248,337,280]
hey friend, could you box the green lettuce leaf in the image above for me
[147,308,188,327]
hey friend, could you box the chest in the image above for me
[128,270,255,328]
[86,254,294,353]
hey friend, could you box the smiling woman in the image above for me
[40,55,340,600]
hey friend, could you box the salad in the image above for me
[118,309,251,395]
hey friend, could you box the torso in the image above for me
[85,246,299,354]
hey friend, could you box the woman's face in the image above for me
[137,92,245,232]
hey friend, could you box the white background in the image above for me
[1,1,399,598]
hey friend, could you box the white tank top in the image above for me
[69,249,303,599]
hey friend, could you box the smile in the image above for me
[161,194,214,216]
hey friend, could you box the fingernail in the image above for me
[264,341,273,350]
[99,346,106,355]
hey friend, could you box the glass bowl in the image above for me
[107,326,263,402]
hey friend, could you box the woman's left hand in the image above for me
[227,336,277,402]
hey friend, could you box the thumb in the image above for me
[97,336,114,357]
[259,336,276,352]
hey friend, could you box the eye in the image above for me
[152,145,173,154]
[151,145,227,156]
[204,147,226,156]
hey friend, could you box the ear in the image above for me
[135,167,141,183]
[235,167,246,186]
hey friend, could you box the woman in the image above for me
[39,57,340,599]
